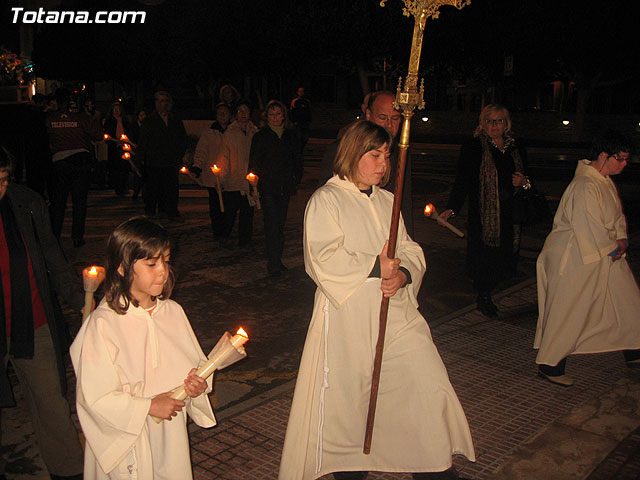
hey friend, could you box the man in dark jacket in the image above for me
[0,146,85,480]
[137,91,187,221]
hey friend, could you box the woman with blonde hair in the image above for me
[441,104,530,317]
[280,120,474,480]
[248,100,302,275]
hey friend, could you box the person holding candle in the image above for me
[104,102,135,196]
[192,103,232,242]
[249,99,303,276]
[0,146,85,480]
[440,104,530,317]
[280,121,474,480]
[216,100,258,247]
[70,216,215,479]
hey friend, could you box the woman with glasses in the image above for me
[441,104,529,317]
[534,130,640,386]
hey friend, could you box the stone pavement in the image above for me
[2,141,639,479]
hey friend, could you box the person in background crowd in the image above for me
[0,145,85,480]
[534,130,640,386]
[192,103,232,241]
[219,85,241,117]
[216,100,258,247]
[23,93,52,198]
[441,104,529,317]
[249,100,303,276]
[289,86,312,152]
[46,87,102,247]
[137,91,187,222]
[129,108,147,200]
[103,102,134,195]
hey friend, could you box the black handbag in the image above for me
[512,183,552,225]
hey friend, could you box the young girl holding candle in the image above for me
[279,121,475,479]
[70,216,215,480]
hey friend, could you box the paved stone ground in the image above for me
[2,141,639,479]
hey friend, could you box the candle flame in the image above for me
[246,173,255,180]
[236,327,248,338]
[180,166,189,173]
[120,134,128,141]
[89,266,98,275]
[103,133,110,140]
[122,143,131,151]
[424,203,433,216]
[122,152,131,160]
[211,165,221,174]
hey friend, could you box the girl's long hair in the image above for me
[104,216,174,314]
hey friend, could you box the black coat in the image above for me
[446,136,528,283]
[249,126,303,196]
[0,185,83,407]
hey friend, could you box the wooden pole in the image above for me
[363,115,412,454]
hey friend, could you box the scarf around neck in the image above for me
[478,134,523,247]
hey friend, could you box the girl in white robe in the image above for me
[535,131,640,386]
[279,121,475,480]
[70,217,216,479]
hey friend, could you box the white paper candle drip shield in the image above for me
[151,328,248,423]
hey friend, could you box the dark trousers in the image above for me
[221,191,253,245]
[1,325,84,476]
[49,153,92,241]
[262,192,290,273]
[144,167,179,217]
[333,466,459,480]
[207,187,225,239]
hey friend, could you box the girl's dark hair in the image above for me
[105,216,174,314]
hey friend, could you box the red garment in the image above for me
[0,214,47,336]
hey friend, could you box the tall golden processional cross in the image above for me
[364,0,471,455]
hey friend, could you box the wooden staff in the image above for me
[363,111,412,455]
[364,0,470,455]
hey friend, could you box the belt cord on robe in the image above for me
[315,298,331,474]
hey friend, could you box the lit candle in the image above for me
[230,327,249,349]
[210,165,224,212]
[180,166,189,174]
[82,265,106,321]
[424,203,465,238]
[122,152,131,160]
[120,134,129,142]
[245,173,261,209]
[103,133,111,141]
[122,143,131,151]
[151,327,249,423]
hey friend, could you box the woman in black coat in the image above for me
[249,100,302,276]
[441,104,530,316]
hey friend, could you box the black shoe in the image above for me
[476,294,498,317]
[50,474,83,480]
[73,239,86,248]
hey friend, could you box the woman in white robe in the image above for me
[535,131,640,386]
[279,121,475,480]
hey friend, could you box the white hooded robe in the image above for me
[279,176,475,479]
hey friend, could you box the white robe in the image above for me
[279,176,475,479]
[70,299,216,480]
[535,160,640,366]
